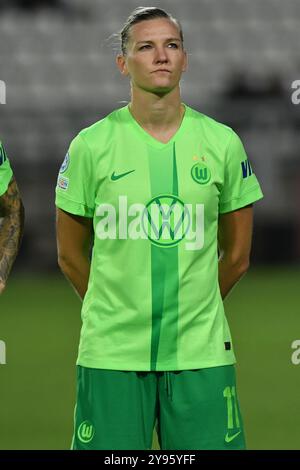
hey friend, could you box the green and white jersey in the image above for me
[55,103,263,371]
[0,140,13,196]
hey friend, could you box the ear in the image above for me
[182,50,188,73]
[116,54,129,76]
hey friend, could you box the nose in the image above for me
[154,46,169,63]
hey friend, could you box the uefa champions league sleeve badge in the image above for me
[59,151,70,174]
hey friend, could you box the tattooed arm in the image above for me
[0,177,25,293]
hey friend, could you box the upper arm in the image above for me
[55,134,96,218]
[218,204,253,268]
[0,176,23,217]
[56,207,93,261]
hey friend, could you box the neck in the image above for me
[128,86,184,131]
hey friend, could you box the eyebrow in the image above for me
[136,38,181,45]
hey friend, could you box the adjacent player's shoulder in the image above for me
[0,138,9,165]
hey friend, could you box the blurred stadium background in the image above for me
[0,0,300,450]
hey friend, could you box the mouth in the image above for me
[153,69,171,73]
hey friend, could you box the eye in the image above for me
[138,43,179,51]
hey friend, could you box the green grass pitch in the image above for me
[0,267,299,449]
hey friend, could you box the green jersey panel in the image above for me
[0,141,13,196]
[219,130,262,213]
[55,104,263,371]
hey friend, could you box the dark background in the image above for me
[0,0,299,271]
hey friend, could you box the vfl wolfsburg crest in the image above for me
[191,162,211,185]
[77,421,95,443]
[141,194,191,247]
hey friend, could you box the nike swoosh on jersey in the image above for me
[225,431,241,443]
[111,170,135,181]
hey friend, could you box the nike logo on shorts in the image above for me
[225,430,241,443]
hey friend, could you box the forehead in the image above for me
[129,18,180,43]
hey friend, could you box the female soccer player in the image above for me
[0,140,24,294]
[55,7,263,450]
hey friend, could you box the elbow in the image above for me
[223,252,250,276]
[57,255,65,273]
[57,252,71,274]
[237,258,250,276]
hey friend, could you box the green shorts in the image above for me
[71,364,246,450]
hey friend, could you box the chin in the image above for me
[137,81,174,94]
[151,86,173,93]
